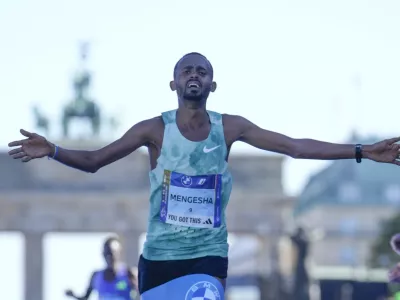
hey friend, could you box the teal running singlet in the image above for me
[142,109,233,261]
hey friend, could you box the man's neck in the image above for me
[176,105,209,129]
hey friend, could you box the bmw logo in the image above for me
[181,175,193,187]
[185,281,221,300]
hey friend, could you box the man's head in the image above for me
[103,236,122,268]
[170,52,217,105]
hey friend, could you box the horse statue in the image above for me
[61,70,101,138]
[61,42,101,138]
[32,105,50,137]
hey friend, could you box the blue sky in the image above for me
[1,0,400,195]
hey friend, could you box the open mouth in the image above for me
[187,81,201,89]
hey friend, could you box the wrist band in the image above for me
[48,145,58,160]
[355,144,362,163]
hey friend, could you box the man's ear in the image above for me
[170,81,176,91]
[211,82,217,92]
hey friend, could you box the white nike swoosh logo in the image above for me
[203,145,221,153]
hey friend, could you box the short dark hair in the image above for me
[173,52,213,78]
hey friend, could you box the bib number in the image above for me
[160,170,222,228]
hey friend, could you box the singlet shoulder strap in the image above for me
[207,110,223,126]
[207,111,226,150]
[161,110,177,125]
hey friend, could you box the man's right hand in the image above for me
[8,129,54,162]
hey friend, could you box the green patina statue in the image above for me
[62,42,101,138]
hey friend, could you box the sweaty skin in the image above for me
[7,53,400,291]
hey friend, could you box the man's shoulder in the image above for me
[220,114,252,144]
[137,116,164,132]
[142,115,163,125]
[221,113,239,119]
[221,113,249,127]
[134,116,164,144]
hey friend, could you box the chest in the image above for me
[177,123,211,142]
[152,130,227,169]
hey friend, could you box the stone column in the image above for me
[257,236,271,274]
[24,232,43,300]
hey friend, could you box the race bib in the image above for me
[160,170,222,229]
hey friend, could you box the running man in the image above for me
[8,52,400,295]
[65,236,139,299]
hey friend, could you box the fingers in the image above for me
[8,138,29,147]
[8,147,23,155]
[387,137,400,144]
[7,147,32,162]
[20,129,33,138]
[12,152,26,159]
[9,150,32,162]
[21,156,32,163]
[8,129,36,147]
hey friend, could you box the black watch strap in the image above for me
[355,144,363,163]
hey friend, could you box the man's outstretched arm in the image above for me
[50,118,159,172]
[8,117,161,172]
[228,115,400,164]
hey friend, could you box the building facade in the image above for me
[294,135,400,267]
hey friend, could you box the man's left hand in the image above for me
[365,137,400,165]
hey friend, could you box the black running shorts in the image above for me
[138,255,228,294]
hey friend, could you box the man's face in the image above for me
[174,54,214,102]
[103,240,121,267]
